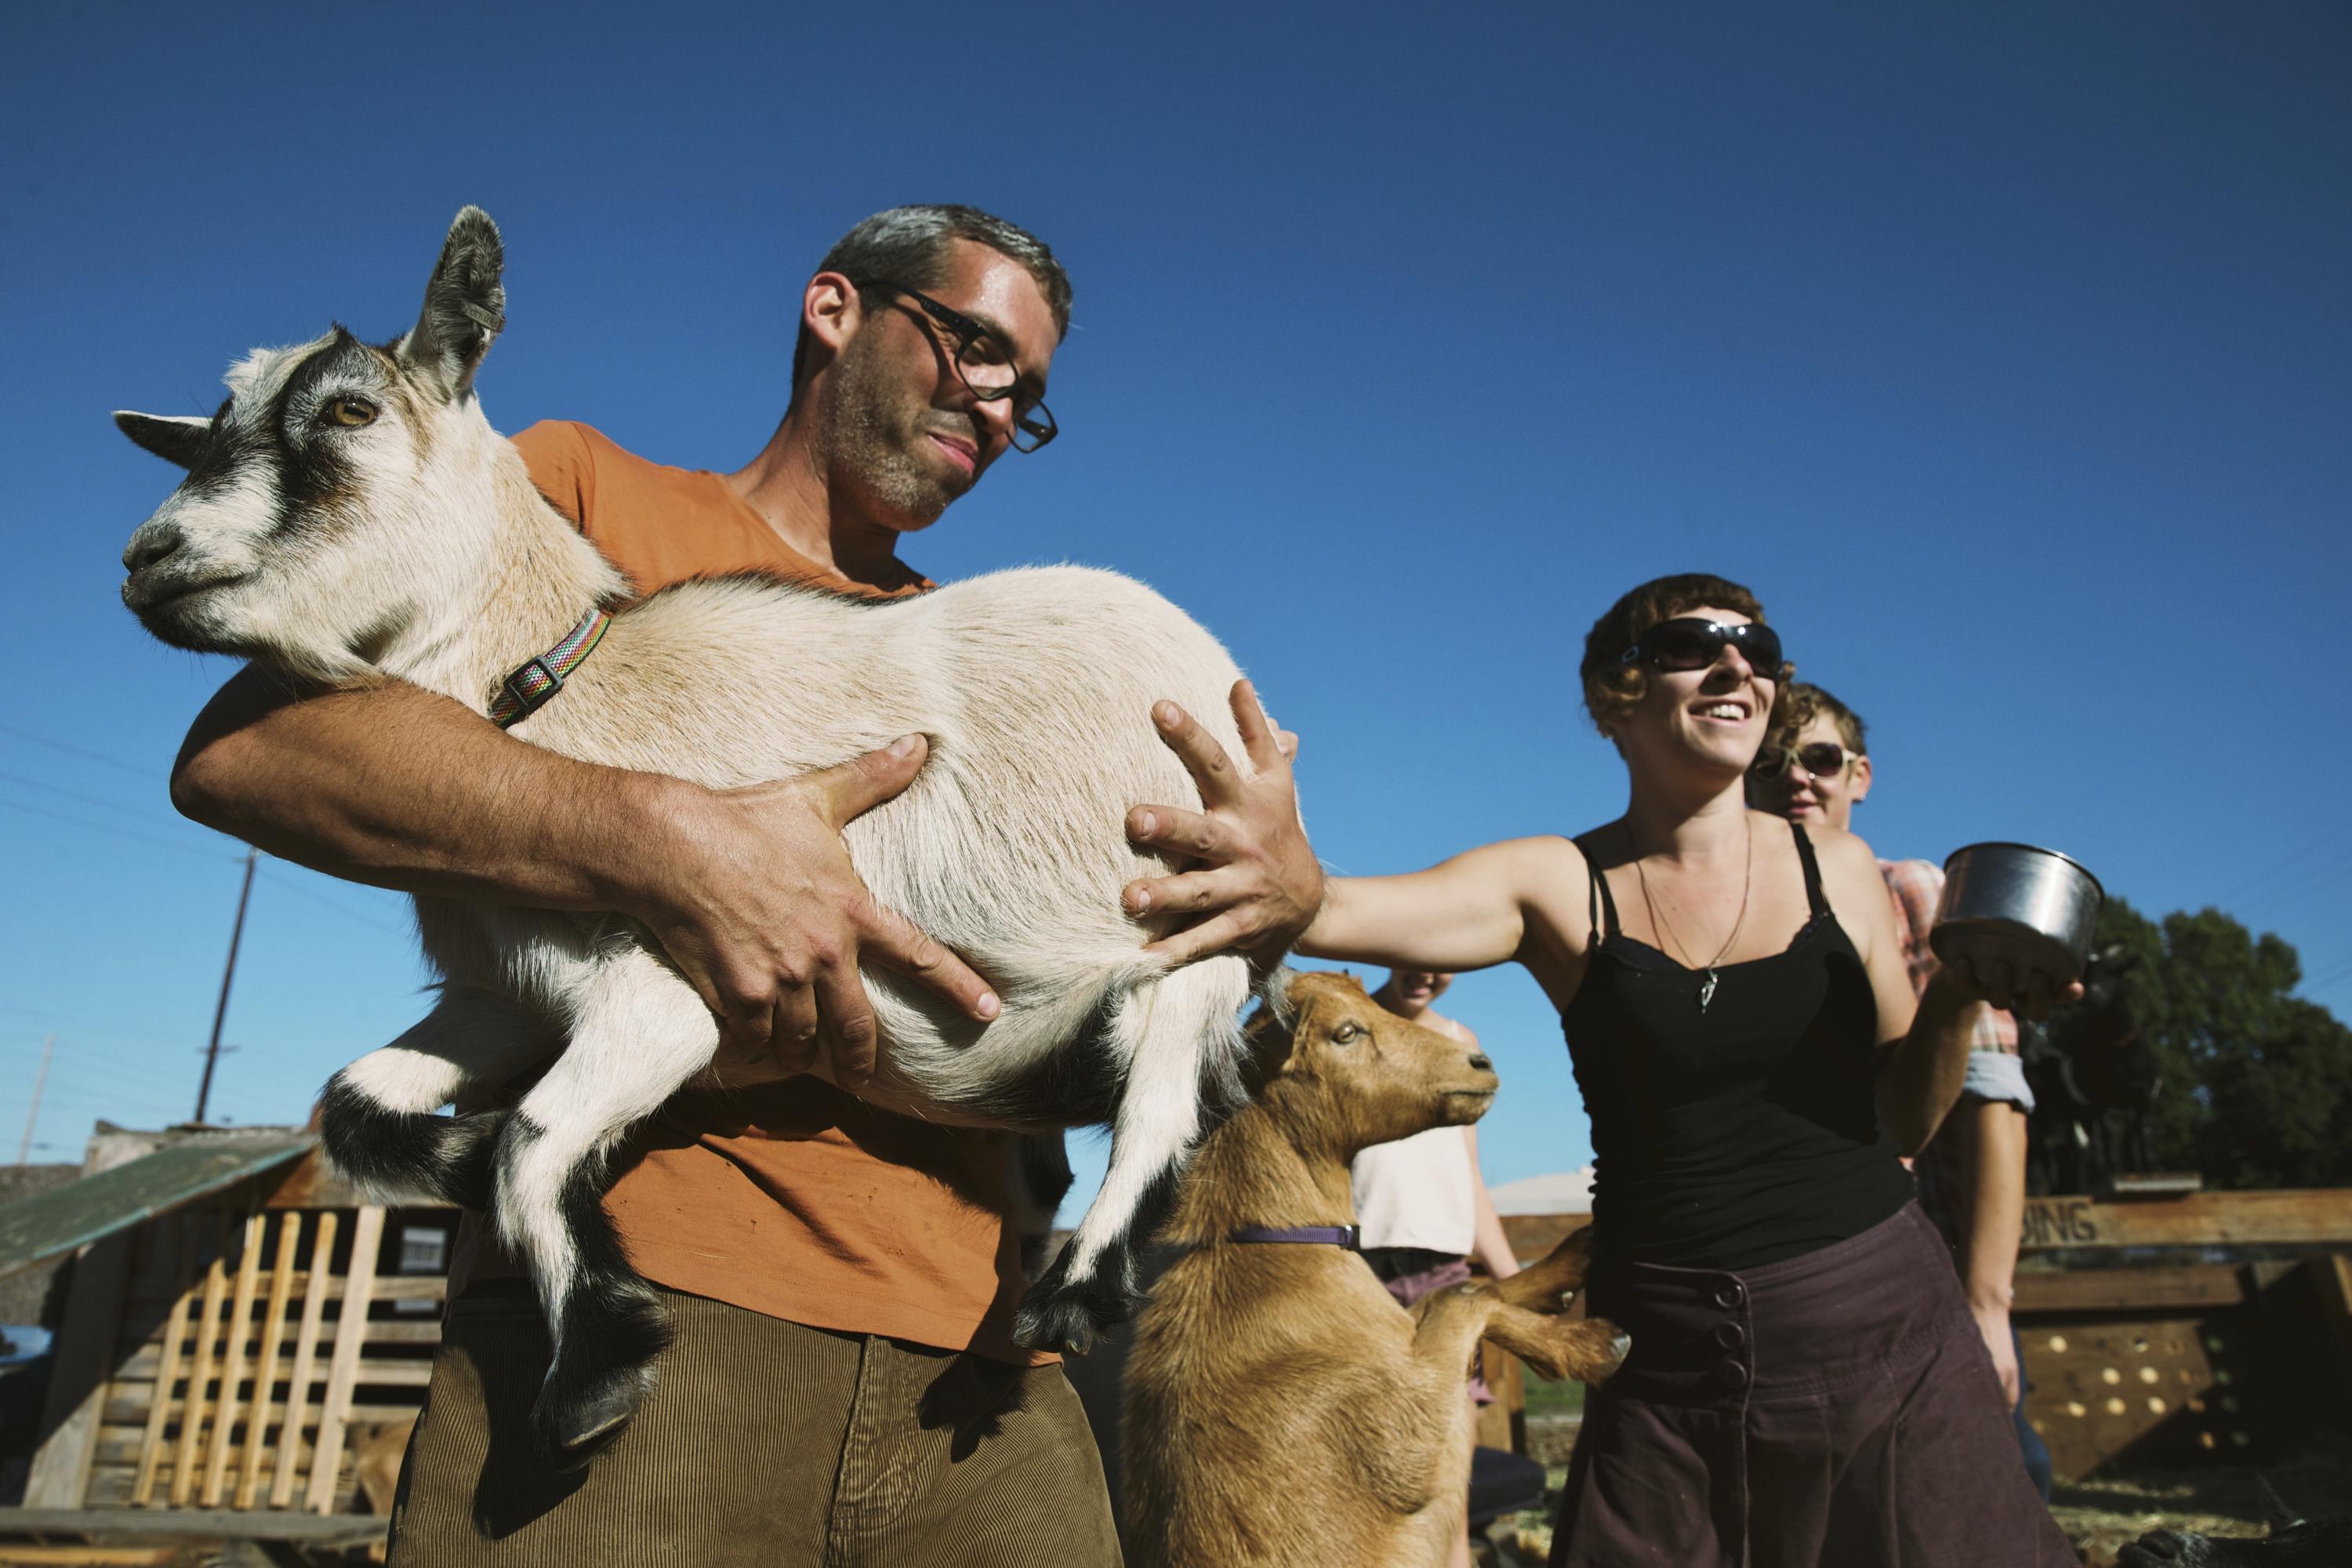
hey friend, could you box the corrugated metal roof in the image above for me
[0,1134,311,1281]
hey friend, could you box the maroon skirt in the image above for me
[1551,1203,2072,1568]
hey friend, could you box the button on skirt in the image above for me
[1550,1203,2074,1568]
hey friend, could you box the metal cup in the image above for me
[1929,843,2104,989]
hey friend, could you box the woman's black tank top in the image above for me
[1563,821,1912,1271]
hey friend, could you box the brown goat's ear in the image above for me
[1239,995,1306,1097]
[399,205,505,403]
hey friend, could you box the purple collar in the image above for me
[1229,1224,1361,1248]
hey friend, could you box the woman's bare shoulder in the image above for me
[1476,833,1593,895]
[1491,834,1599,946]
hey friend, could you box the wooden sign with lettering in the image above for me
[2020,1190,2352,1252]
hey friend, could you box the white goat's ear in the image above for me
[114,411,211,470]
[398,205,506,402]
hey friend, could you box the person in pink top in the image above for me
[1748,681,2053,1498]
[1349,968,1523,1568]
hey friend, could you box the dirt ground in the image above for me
[1486,1435,2352,1566]
[2049,1436,2352,1566]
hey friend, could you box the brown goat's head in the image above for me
[1244,971,1498,1161]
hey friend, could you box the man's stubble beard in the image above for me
[814,332,972,528]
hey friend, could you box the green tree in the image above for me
[2058,898,2352,1188]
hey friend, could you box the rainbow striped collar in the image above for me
[489,607,611,728]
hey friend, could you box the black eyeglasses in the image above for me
[858,279,1058,452]
[1617,618,1785,678]
[1751,741,1854,780]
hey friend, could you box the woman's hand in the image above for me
[1972,1299,2021,1409]
[1946,954,2085,1021]
[1122,680,1324,971]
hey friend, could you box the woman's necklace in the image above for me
[1628,815,1754,1013]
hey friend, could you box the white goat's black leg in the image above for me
[1014,959,1249,1352]
[321,989,557,1210]
[490,949,720,1465]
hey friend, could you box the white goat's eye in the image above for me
[325,397,378,428]
[1330,1022,1363,1044]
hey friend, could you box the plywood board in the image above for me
[2020,1314,2259,1479]
[20,1232,133,1508]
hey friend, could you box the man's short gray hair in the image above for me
[789,204,1073,398]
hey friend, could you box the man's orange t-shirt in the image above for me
[494,419,1041,1363]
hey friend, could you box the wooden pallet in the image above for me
[27,1203,446,1519]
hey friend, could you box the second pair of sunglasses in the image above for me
[1751,741,1855,779]
[1618,618,1785,677]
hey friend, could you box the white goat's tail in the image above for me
[317,989,555,1208]
[1012,954,1253,1353]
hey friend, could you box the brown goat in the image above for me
[1120,971,1628,1566]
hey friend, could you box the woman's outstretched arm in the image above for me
[1297,838,1574,973]
[1123,693,1584,976]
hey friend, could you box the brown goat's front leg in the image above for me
[1408,1281,1621,1385]
[1410,1230,1630,1389]
[1480,1301,1629,1385]
[1494,1224,1596,1314]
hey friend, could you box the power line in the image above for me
[2303,953,2352,995]
[2245,845,2352,919]
[2220,826,2352,910]
[1,1004,205,1045]
[256,866,412,938]
[0,797,248,862]
[0,768,187,830]
[5,1038,235,1097]
[16,1035,54,1167]
[0,722,159,780]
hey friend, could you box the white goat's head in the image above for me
[118,207,513,682]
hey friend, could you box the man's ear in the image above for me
[802,270,869,362]
[114,411,211,470]
[1849,753,1874,808]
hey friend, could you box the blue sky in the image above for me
[2,2,2346,1215]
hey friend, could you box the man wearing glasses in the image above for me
[167,205,1315,1564]
[1747,682,2053,1502]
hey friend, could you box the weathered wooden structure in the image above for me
[1499,1187,2352,1481]
[5,1127,456,1552]
[2008,1189,2352,1479]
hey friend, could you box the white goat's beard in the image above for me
[815,332,970,526]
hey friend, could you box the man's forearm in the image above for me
[1962,1098,2028,1312]
[1875,972,1983,1156]
[172,666,686,913]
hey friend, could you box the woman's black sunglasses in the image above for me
[1617,618,1785,678]
[1751,741,1853,779]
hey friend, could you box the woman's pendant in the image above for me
[1697,968,1719,1012]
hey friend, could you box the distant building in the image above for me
[1490,1166,1594,1215]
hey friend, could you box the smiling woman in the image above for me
[1267,570,2082,1565]
[1578,572,1792,755]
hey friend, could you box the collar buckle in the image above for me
[499,655,563,725]
[490,608,610,729]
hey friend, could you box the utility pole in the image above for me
[195,848,258,1126]
[16,1033,54,1167]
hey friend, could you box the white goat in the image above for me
[115,208,1263,1463]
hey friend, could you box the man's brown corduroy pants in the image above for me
[387,1283,1121,1566]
